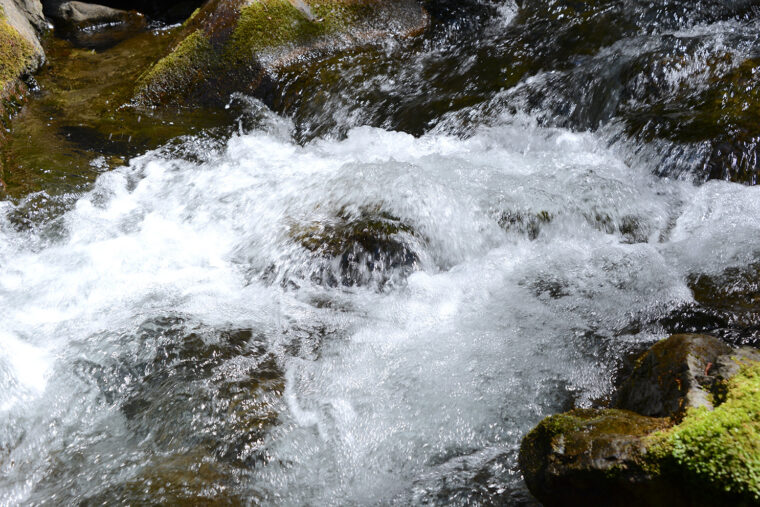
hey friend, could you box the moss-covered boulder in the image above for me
[614,334,731,419]
[133,0,429,107]
[519,409,673,507]
[0,0,46,186]
[0,1,45,112]
[648,359,760,506]
[520,337,760,506]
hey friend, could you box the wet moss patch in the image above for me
[0,7,35,90]
[134,0,428,107]
[648,361,760,502]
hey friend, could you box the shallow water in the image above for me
[2,0,760,505]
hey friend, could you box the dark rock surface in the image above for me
[614,334,731,418]
[518,408,675,507]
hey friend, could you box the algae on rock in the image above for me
[647,361,760,503]
[134,0,429,107]
[0,3,41,187]
[520,334,760,506]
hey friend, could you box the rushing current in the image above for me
[2,0,760,505]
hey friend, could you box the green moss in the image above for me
[225,0,377,65]
[182,7,201,28]
[137,0,426,107]
[0,8,35,89]
[648,362,760,500]
[139,29,213,94]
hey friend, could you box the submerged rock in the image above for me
[133,0,429,107]
[520,335,760,506]
[287,207,421,288]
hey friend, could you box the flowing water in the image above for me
[2,0,760,505]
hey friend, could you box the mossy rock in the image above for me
[646,361,760,506]
[133,0,429,107]
[518,408,675,507]
[286,206,421,288]
[614,334,731,419]
[520,337,760,506]
[0,3,43,187]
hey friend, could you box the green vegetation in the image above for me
[228,0,363,57]
[0,7,35,89]
[138,29,214,100]
[137,0,365,105]
[136,0,426,107]
[648,361,760,501]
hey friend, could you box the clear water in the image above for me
[3,1,760,505]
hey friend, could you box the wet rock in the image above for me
[78,0,204,22]
[133,0,429,108]
[683,265,760,345]
[1,0,46,55]
[714,346,760,382]
[497,210,552,240]
[288,207,421,288]
[519,408,674,507]
[623,56,760,184]
[614,334,731,418]
[520,336,760,506]
[0,0,46,88]
[0,0,46,167]
[44,1,145,31]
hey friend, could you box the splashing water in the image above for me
[3,0,760,503]
[2,108,760,504]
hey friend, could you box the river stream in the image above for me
[2,0,760,504]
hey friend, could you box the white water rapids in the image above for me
[2,110,760,504]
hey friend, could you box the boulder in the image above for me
[285,207,421,288]
[132,0,429,107]
[1,0,46,53]
[520,336,760,506]
[43,1,146,48]
[614,334,731,418]
[44,1,144,29]
[0,0,45,77]
[518,409,675,507]
[0,0,46,132]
